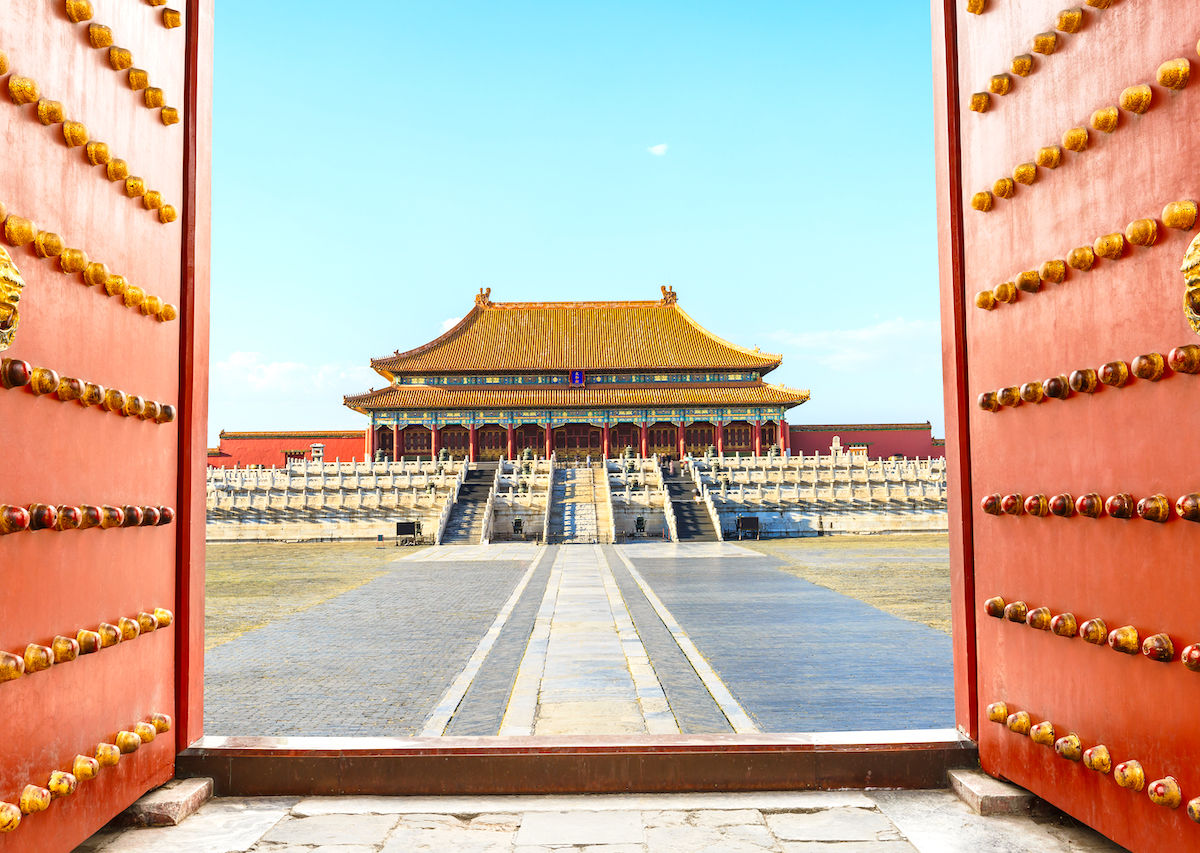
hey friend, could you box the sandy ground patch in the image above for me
[205,541,425,649]
[741,534,951,633]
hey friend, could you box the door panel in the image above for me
[0,1,209,850]
[936,1,1200,848]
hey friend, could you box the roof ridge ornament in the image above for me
[475,287,492,307]
[660,284,677,305]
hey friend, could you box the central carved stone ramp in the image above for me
[664,472,718,541]
[547,465,610,543]
[440,461,496,544]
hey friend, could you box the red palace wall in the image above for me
[207,430,365,468]
[789,423,945,459]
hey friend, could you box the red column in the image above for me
[364,427,372,461]
[602,423,610,459]
[430,425,440,459]
[677,422,686,458]
[507,424,515,459]
[469,424,478,461]
[753,419,762,456]
[545,423,552,458]
[716,420,724,455]
[779,418,790,455]
[392,425,400,461]
[640,422,648,458]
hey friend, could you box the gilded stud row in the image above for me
[984,596,1199,667]
[981,491,1200,522]
[84,23,180,125]
[66,0,180,30]
[0,608,173,685]
[0,206,178,322]
[971,53,1193,212]
[977,345,1200,409]
[0,712,172,833]
[1,357,178,423]
[0,503,175,535]
[968,5,1115,113]
[975,200,1196,310]
[4,69,178,221]
[987,701,1196,819]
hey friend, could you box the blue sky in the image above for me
[207,2,943,446]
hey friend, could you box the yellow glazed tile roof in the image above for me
[370,288,782,376]
[344,382,808,413]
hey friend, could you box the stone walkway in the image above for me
[203,541,953,737]
[76,790,1125,852]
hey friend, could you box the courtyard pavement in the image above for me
[204,541,954,736]
[80,544,1119,850]
[76,789,1125,852]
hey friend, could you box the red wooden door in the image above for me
[935,1,1200,849]
[0,2,210,850]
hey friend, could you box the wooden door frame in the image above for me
[172,0,981,795]
[930,0,977,741]
[175,0,214,754]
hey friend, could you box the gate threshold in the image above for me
[178,729,976,796]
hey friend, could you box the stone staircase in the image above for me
[547,465,611,544]
[664,473,718,541]
[441,461,497,544]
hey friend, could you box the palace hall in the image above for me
[343,287,810,461]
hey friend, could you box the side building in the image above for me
[789,423,945,459]
[207,430,366,468]
[343,287,810,461]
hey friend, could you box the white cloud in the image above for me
[647,143,668,156]
[213,351,378,395]
[213,351,377,395]
[440,316,463,332]
[767,318,940,372]
[207,351,382,443]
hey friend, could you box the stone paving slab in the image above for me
[444,547,558,735]
[80,791,1125,852]
[605,546,731,734]
[78,797,297,852]
[260,813,400,845]
[766,807,900,841]
[621,550,954,732]
[867,790,1126,853]
[204,555,529,736]
[516,810,644,845]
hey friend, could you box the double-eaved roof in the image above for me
[345,288,809,414]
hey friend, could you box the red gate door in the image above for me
[0,1,210,850]
[935,1,1200,849]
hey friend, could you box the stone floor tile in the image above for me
[470,812,522,828]
[262,813,400,845]
[581,845,646,853]
[517,810,644,846]
[382,826,514,852]
[719,822,776,847]
[84,801,290,852]
[249,846,378,853]
[689,808,764,826]
[766,808,897,842]
[644,824,723,851]
[867,790,1125,853]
